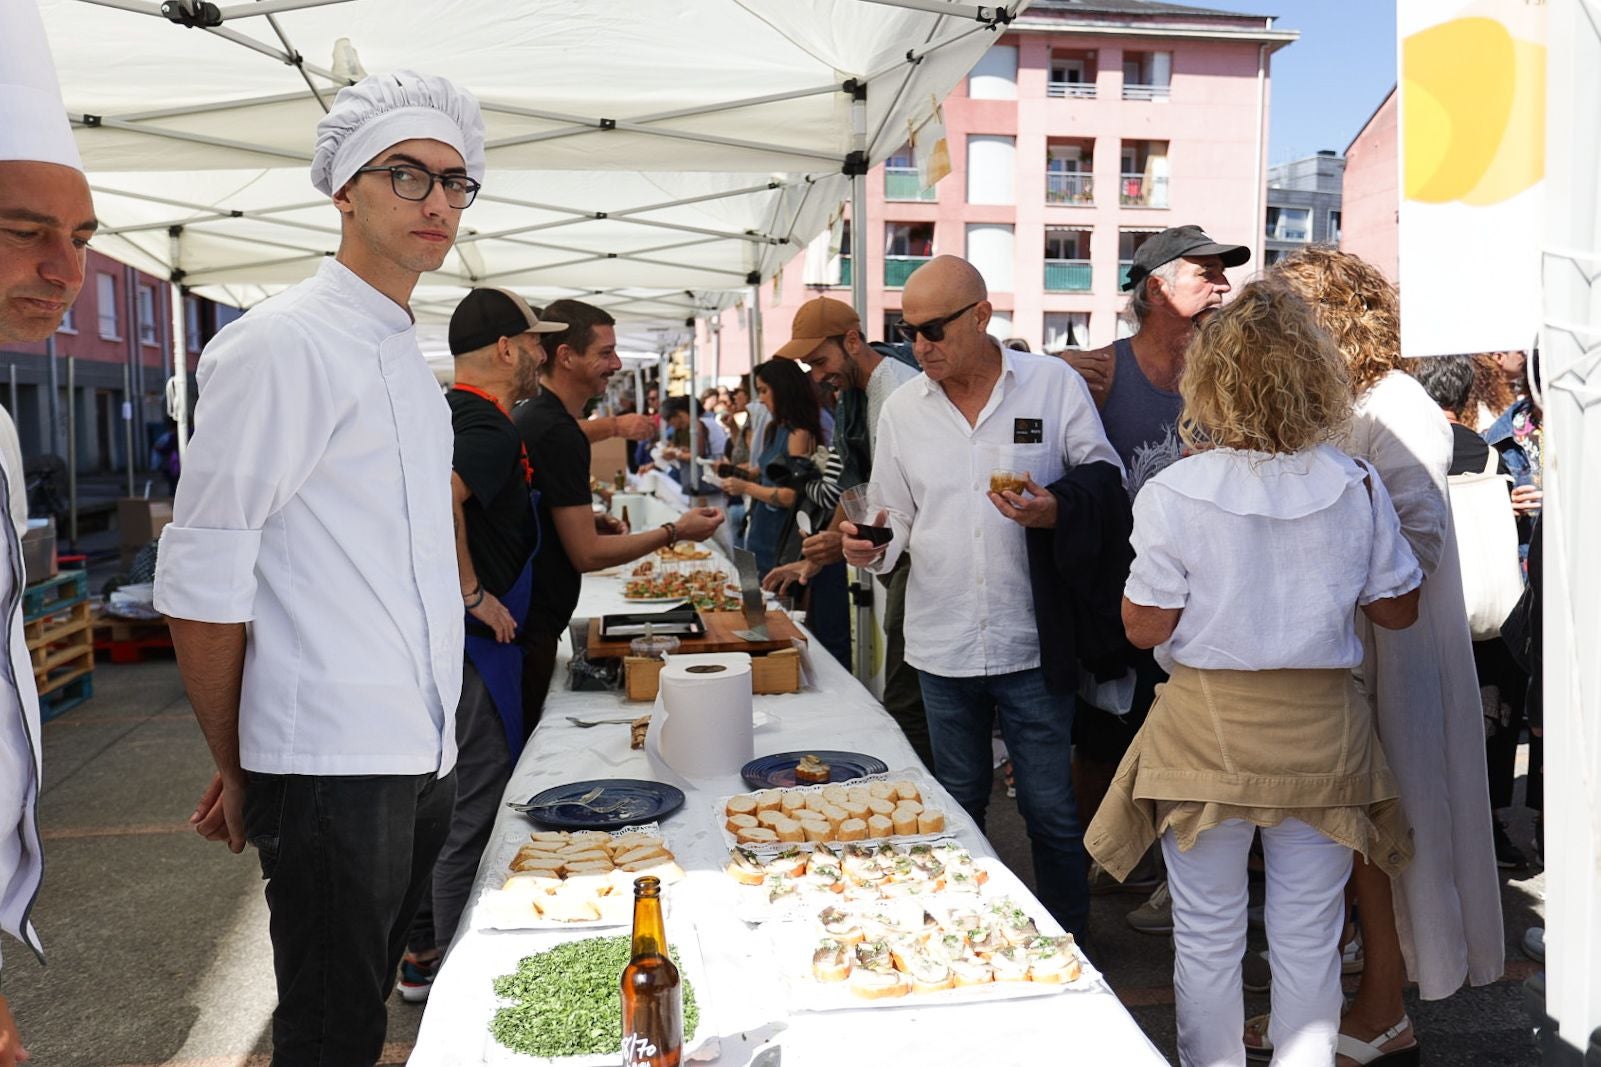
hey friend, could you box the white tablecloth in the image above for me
[411,538,1168,1066]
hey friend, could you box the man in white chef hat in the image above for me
[155,70,484,1061]
[0,2,96,1062]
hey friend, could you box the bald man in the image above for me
[842,255,1125,941]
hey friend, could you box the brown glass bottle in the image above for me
[620,876,682,1067]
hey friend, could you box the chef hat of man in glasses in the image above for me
[311,70,486,196]
[0,0,82,171]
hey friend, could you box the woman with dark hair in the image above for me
[721,358,822,574]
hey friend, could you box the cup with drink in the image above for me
[839,483,893,547]
[988,468,1030,497]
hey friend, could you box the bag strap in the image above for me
[1480,444,1499,477]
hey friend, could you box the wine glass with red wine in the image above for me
[840,483,893,546]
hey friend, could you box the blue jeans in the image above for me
[917,667,1089,940]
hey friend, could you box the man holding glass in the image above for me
[842,256,1122,941]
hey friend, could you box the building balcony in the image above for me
[1045,172,1094,205]
[1044,260,1093,292]
[885,256,929,287]
[1120,173,1170,208]
[836,257,852,288]
[885,166,936,202]
[1047,81,1096,99]
[1122,83,1171,102]
[1118,260,1134,289]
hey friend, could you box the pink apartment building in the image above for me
[1340,88,1399,282]
[697,0,1296,379]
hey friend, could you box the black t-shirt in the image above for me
[514,389,592,634]
[449,389,537,596]
[1448,421,1504,477]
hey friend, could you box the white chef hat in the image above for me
[311,70,485,197]
[0,0,83,170]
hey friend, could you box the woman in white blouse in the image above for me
[1258,248,1504,1066]
[1085,280,1424,1067]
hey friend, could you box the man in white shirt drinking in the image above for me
[155,72,482,1063]
[842,256,1122,941]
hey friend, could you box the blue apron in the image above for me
[462,487,540,761]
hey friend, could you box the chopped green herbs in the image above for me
[488,935,700,1058]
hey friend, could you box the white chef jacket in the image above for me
[867,344,1123,677]
[154,259,462,777]
[0,466,45,981]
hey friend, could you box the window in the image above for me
[1119,141,1170,208]
[968,44,1018,100]
[1267,206,1311,242]
[1046,139,1094,204]
[1044,312,1090,352]
[1044,227,1090,262]
[1048,49,1097,98]
[57,304,76,334]
[1263,248,1285,266]
[884,143,934,202]
[1122,51,1172,101]
[1118,230,1160,289]
[966,135,1015,206]
[1328,210,1343,244]
[882,310,902,345]
[138,285,158,345]
[884,222,934,287]
[186,296,203,353]
[985,310,1013,342]
[965,223,1014,292]
[96,273,119,339]
[1044,228,1092,291]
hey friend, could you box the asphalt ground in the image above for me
[8,659,1546,1065]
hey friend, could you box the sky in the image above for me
[1197,1,1398,164]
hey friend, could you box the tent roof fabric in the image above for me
[42,0,1025,325]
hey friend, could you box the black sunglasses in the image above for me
[895,301,980,343]
[354,164,481,209]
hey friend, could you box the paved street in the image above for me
[9,659,1545,1065]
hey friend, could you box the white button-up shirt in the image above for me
[868,344,1123,677]
[154,259,462,777]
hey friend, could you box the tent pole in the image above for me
[123,362,137,498]
[849,86,873,685]
[168,228,190,467]
[750,285,764,369]
[689,332,701,496]
[66,357,77,548]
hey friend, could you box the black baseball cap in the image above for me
[1121,225,1250,291]
[449,288,566,356]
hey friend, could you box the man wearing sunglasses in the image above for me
[842,256,1124,942]
[155,71,483,1062]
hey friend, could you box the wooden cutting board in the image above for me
[587,610,807,658]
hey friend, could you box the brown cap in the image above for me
[775,297,861,361]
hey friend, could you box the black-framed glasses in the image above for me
[895,301,979,343]
[354,164,481,209]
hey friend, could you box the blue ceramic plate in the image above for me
[740,751,889,790]
[515,778,686,831]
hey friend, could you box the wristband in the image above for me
[464,587,486,610]
[660,521,678,548]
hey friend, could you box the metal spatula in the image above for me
[730,546,769,641]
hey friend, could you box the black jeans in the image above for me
[244,769,456,1065]
[520,623,561,743]
[409,661,514,955]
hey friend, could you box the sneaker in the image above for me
[1494,820,1529,870]
[1125,881,1174,935]
[1523,926,1545,964]
[398,951,441,1003]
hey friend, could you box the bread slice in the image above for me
[867,814,894,839]
[536,892,601,923]
[837,818,867,842]
[615,844,672,867]
[756,811,788,829]
[725,794,758,817]
[802,820,833,843]
[780,793,807,816]
[528,830,571,845]
[501,870,561,896]
[845,787,871,805]
[754,789,784,812]
[564,859,615,876]
[773,818,805,843]
[841,800,869,820]
[511,855,566,874]
[867,781,895,800]
[849,969,908,999]
[620,857,685,883]
[820,785,849,806]
[867,798,896,818]
[891,808,919,836]
[736,826,780,845]
[724,847,767,886]
[726,813,760,834]
[892,780,920,802]
[917,809,945,834]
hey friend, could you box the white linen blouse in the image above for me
[1125,443,1422,673]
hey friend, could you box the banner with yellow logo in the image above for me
[1398,1,1545,356]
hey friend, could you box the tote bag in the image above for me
[1447,449,1524,640]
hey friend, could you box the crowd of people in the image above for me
[0,34,1549,1067]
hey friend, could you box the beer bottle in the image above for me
[615,467,627,490]
[620,876,682,1067]
[620,505,632,533]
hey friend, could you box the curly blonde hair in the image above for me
[1271,246,1403,397]
[1466,353,1516,422]
[1178,279,1353,454]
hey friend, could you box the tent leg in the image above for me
[66,357,77,549]
[168,229,191,467]
[849,95,874,686]
[749,285,764,368]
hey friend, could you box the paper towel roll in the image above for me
[648,652,754,780]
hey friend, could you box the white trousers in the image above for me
[1162,818,1353,1067]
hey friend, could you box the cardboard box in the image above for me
[624,647,802,702]
[21,517,56,585]
[118,497,173,570]
[589,436,630,485]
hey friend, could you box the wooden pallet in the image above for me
[92,612,174,664]
[23,571,88,624]
[38,672,93,723]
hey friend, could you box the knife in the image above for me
[730,545,770,641]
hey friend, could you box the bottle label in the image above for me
[621,1033,660,1065]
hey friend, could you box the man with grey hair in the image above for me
[155,70,484,1061]
[0,4,97,1060]
[1065,224,1248,933]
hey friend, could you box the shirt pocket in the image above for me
[977,441,1060,492]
